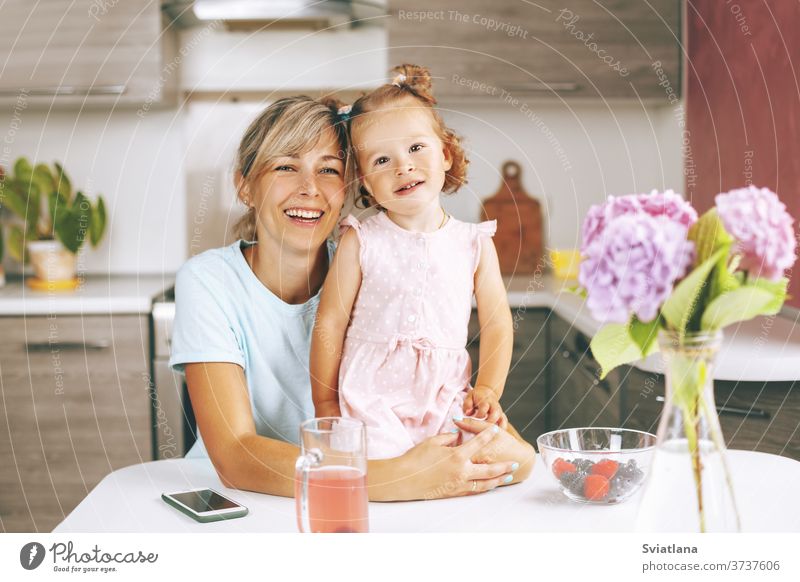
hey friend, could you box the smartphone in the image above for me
[161,488,249,523]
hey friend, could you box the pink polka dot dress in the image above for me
[338,211,497,459]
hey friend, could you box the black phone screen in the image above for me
[170,490,240,513]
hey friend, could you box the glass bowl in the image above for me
[536,428,656,504]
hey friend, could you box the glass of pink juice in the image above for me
[295,417,368,533]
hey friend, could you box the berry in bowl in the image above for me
[536,428,656,504]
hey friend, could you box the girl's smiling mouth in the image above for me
[284,207,325,226]
[395,180,425,195]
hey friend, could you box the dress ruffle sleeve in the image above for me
[339,214,366,268]
[473,219,498,272]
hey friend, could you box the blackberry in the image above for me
[573,458,594,473]
[560,471,586,495]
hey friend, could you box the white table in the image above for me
[54,450,800,532]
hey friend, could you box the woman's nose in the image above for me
[299,173,320,196]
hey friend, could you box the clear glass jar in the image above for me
[635,330,741,532]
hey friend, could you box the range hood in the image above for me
[184,0,384,30]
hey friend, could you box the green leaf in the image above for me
[54,191,91,254]
[629,315,662,355]
[0,224,4,262]
[590,321,660,379]
[13,157,33,182]
[661,246,729,337]
[53,162,72,202]
[701,281,788,330]
[0,178,29,218]
[688,209,732,264]
[31,163,55,197]
[89,196,106,247]
[7,224,27,263]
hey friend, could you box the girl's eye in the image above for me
[374,156,389,166]
[410,143,424,153]
[320,167,340,175]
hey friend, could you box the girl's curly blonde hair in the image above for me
[346,64,469,209]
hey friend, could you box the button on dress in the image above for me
[338,212,497,459]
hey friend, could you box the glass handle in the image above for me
[295,448,322,533]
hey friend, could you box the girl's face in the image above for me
[353,100,452,217]
[245,129,346,255]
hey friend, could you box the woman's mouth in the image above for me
[395,180,424,195]
[284,207,325,227]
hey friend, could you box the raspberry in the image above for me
[552,458,577,478]
[591,459,619,480]
[584,474,610,500]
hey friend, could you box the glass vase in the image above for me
[635,330,741,532]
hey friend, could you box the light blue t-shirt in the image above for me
[169,239,330,458]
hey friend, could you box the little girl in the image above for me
[310,64,514,460]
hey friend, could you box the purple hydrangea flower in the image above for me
[581,190,697,252]
[715,186,796,281]
[579,213,695,323]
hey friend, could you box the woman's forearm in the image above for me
[213,433,301,497]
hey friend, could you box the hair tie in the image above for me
[391,73,406,87]
[337,104,352,121]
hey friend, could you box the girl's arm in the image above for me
[185,361,518,499]
[471,237,514,415]
[310,228,362,417]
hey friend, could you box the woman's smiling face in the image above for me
[247,129,346,254]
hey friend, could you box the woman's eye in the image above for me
[275,165,295,172]
[374,156,389,166]
[320,167,340,175]
[410,143,424,153]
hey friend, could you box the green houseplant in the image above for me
[0,157,106,287]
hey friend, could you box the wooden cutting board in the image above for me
[480,161,543,276]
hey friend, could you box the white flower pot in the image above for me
[27,240,77,283]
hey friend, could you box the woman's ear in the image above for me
[235,172,251,207]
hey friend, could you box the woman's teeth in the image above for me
[284,208,323,221]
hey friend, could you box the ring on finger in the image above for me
[471,480,477,492]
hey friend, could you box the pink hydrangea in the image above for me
[581,190,697,252]
[579,213,695,323]
[715,186,796,281]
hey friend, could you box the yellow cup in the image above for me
[549,249,582,279]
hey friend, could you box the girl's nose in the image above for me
[395,158,415,176]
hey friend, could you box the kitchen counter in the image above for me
[0,274,174,315]
[53,451,800,533]
[502,275,800,382]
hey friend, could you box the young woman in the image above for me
[169,95,531,501]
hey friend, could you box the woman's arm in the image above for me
[468,237,514,421]
[310,229,362,417]
[186,361,519,499]
[185,361,301,496]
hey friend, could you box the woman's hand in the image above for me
[454,417,536,484]
[463,385,508,428]
[368,426,518,501]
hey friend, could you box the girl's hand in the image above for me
[386,426,518,500]
[453,417,536,484]
[463,385,508,429]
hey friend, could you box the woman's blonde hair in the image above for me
[347,64,469,209]
[232,95,353,241]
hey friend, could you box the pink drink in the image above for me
[295,465,369,533]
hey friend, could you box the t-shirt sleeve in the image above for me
[168,261,245,374]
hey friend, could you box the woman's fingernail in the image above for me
[450,428,459,433]
[511,462,519,472]
[503,474,513,483]
[492,425,500,434]
[452,413,464,422]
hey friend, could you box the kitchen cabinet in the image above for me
[467,308,549,442]
[0,315,152,532]
[548,315,621,429]
[388,0,681,99]
[619,365,800,461]
[0,0,176,106]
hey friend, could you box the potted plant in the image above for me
[0,157,106,289]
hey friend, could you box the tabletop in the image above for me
[54,450,800,533]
